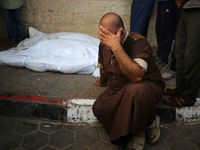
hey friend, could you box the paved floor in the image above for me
[1,116,200,150]
[0,39,200,150]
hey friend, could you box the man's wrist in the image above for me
[112,43,122,52]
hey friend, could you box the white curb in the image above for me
[176,98,200,123]
[67,99,97,124]
[67,98,200,124]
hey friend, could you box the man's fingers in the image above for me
[98,29,106,39]
[99,26,110,35]
[98,34,104,43]
[117,28,123,37]
[98,26,112,42]
[98,30,107,44]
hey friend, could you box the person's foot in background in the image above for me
[162,69,176,80]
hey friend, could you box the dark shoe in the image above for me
[163,88,180,96]
[162,95,195,107]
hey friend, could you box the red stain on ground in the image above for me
[0,93,68,104]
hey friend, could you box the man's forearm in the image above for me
[112,44,145,83]
[97,26,145,83]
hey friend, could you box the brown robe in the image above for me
[92,32,165,142]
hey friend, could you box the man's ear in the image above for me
[120,29,125,39]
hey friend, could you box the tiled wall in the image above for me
[0,0,157,47]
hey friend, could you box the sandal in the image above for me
[162,95,195,107]
[163,88,180,96]
[147,115,160,144]
[126,136,145,150]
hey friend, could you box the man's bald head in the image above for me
[99,13,125,34]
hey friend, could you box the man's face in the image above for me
[99,17,118,35]
[98,15,125,44]
[99,25,118,35]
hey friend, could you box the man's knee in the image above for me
[125,83,152,103]
[125,83,146,94]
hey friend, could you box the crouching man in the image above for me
[92,12,165,150]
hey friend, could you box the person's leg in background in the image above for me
[172,10,185,92]
[155,1,162,60]
[177,9,200,102]
[2,8,16,43]
[13,6,23,42]
[163,9,200,107]
[156,0,178,72]
[130,0,154,37]
[162,7,181,80]
[162,40,177,80]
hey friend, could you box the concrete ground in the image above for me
[0,39,200,150]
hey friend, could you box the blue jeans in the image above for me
[130,0,154,37]
[2,7,23,41]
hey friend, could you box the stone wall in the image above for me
[0,0,157,47]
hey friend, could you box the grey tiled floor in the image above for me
[0,116,200,150]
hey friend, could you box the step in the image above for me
[0,93,68,122]
[0,93,200,124]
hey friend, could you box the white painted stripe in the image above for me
[176,105,200,123]
[67,99,97,124]
[67,98,200,124]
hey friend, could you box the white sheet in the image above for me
[0,27,100,76]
